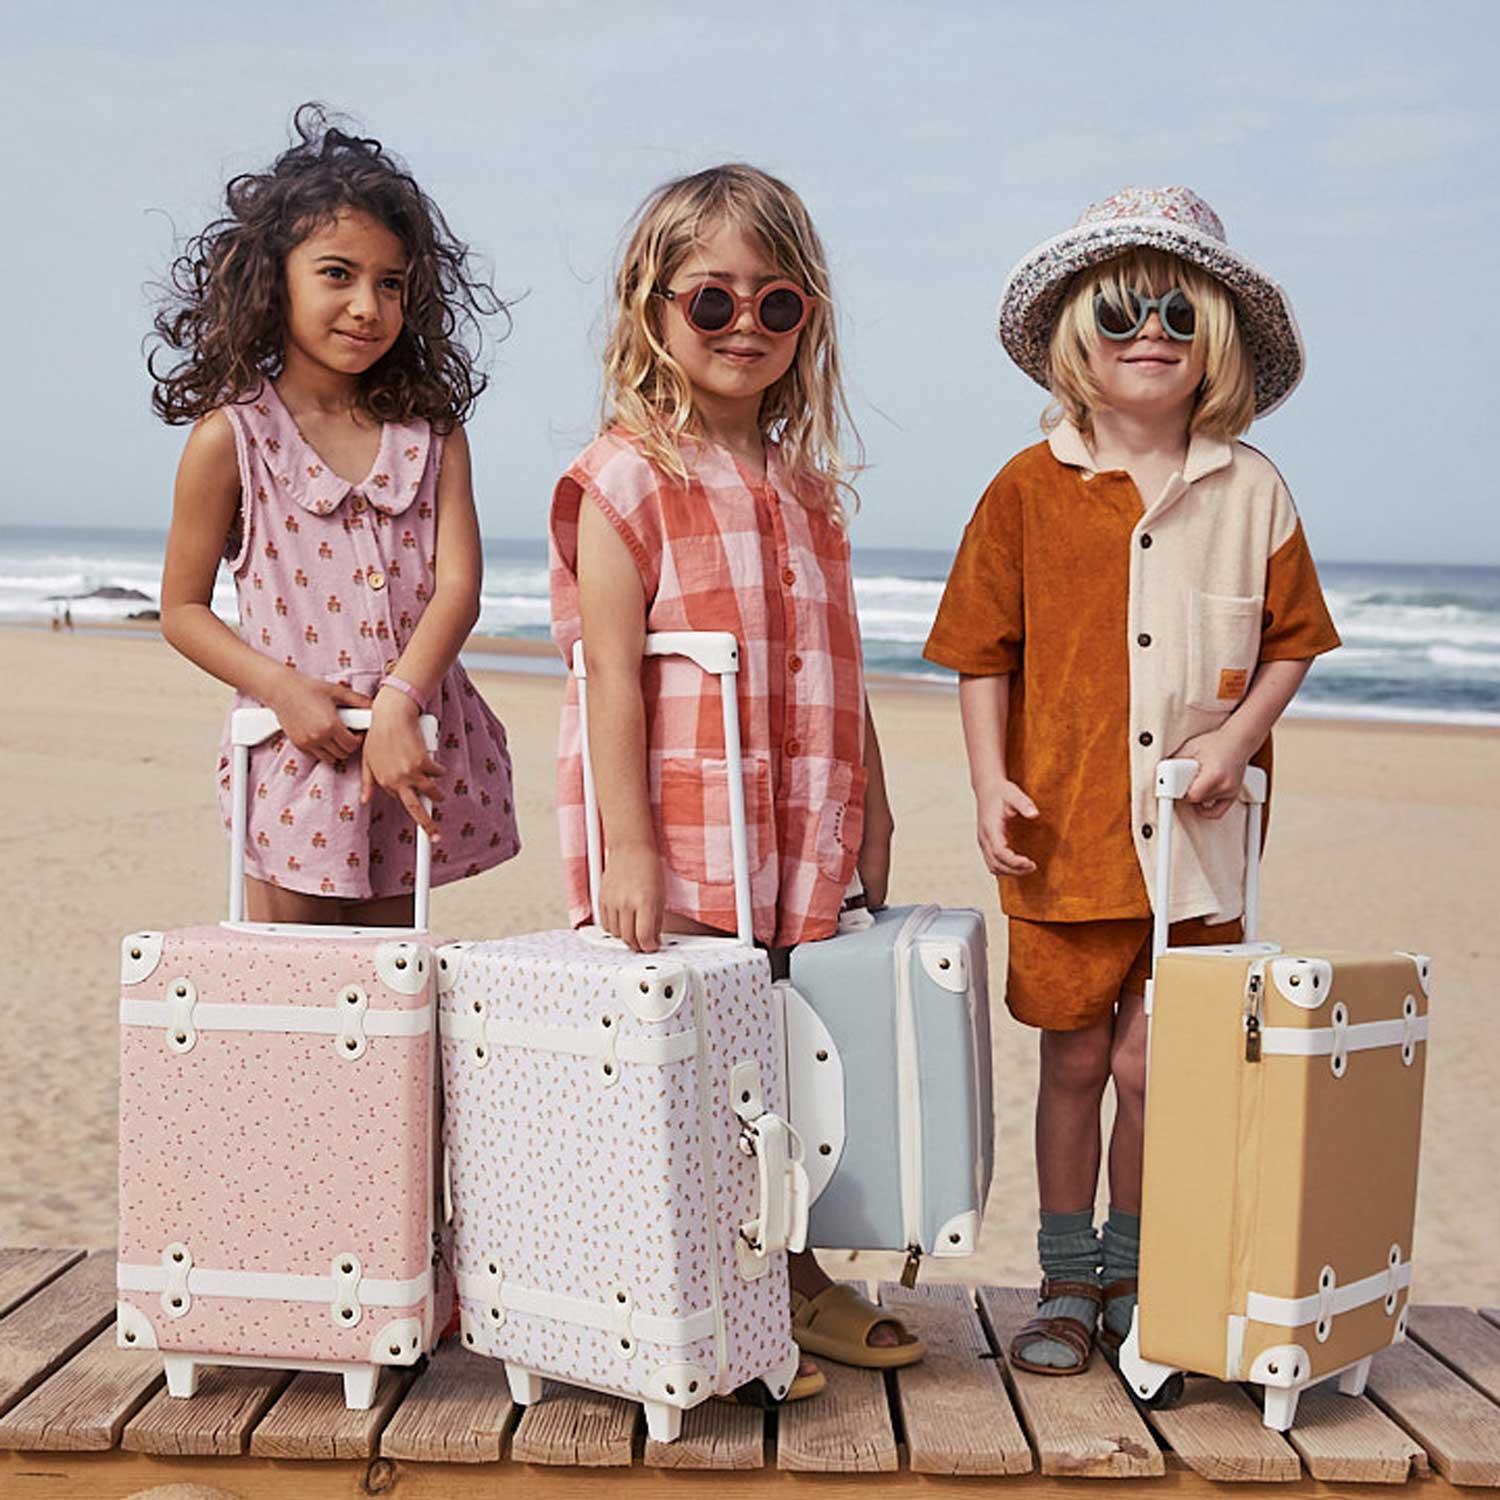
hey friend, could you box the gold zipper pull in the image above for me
[1244,969,1264,1064]
[900,1246,922,1288]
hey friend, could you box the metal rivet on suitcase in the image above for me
[666,1383,676,1395]
[396,957,408,970]
[389,1343,402,1356]
[819,1144,832,1156]
[616,1291,627,1304]
[939,958,951,970]
[689,1381,698,1393]
[340,1307,355,1321]
[465,1332,475,1345]
[172,1250,185,1263]
[341,1260,354,1274]
[1289,973,1301,986]
[130,947,142,960]
[175,984,187,997]
[949,1232,961,1244]
[816,1050,828,1062]
[124,1330,136,1342]
[344,989,359,1004]
[620,1338,632,1351]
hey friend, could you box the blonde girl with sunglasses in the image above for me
[925,188,1342,1377]
[549,165,923,1399]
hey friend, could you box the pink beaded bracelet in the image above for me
[377,674,427,713]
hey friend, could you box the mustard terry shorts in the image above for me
[1005,913,1244,1032]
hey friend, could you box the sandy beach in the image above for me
[3,624,1495,1303]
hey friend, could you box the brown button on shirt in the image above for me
[924,424,1341,924]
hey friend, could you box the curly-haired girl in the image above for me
[154,104,519,924]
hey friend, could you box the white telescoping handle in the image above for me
[228,707,439,930]
[1152,758,1268,960]
[571,631,753,946]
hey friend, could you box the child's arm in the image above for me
[1173,658,1313,819]
[575,496,663,953]
[857,699,895,907]
[160,412,371,766]
[958,672,1039,875]
[359,425,486,839]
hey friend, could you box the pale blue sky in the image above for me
[4,0,1497,561]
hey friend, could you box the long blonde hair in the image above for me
[601,164,860,518]
[1044,248,1256,442]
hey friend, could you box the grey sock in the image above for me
[1101,1207,1140,1341]
[1020,1210,1100,1370]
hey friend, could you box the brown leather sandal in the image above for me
[1097,1277,1138,1357]
[1008,1277,1103,1376]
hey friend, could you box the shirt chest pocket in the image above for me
[1186,590,1263,712]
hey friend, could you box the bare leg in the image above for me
[345,893,417,928]
[244,878,345,925]
[1036,1019,1113,1213]
[1106,989,1148,1214]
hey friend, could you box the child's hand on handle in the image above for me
[1173,729,1252,820]
[599,842,665,953]
[975,780,1040,876]
[266,672,372,766]
[361,686,446,839]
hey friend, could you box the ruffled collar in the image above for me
[241,383,429,517]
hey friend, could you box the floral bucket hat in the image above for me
[996,186,1304,417]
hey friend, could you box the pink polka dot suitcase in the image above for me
[115,708,451,1410]
[438,634,805,1443]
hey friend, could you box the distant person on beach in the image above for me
[150,103,519,926]
[51,607,60,632]
[924,188,1341,1374]
[62,605,73,631]
[550,164,922,1399]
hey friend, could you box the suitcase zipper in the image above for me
[1244,967,1264,1063]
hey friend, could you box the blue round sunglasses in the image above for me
[1094,288,1196,341]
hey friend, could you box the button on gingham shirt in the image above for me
[550,430,867,947]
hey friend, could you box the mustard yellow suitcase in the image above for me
[1119,760,1430,1430]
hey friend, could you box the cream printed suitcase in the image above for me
[116,708,449,1409]
[1119,759,1430,1429]
[437,633,804,1443]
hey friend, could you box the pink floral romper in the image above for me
[214,383,521,900]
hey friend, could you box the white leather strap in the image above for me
[454,1272,717,1348]
[441,1011,698,1067]
[117,1259,431,1308]
[1258,1015,1428,1059]
[1246,1258,1411,1328]
[120,997,431,1039]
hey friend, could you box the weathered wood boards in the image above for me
[978,1285,1165,1478]
[880,1280,1031,1475]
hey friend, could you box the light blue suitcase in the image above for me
[783,901,993,1266]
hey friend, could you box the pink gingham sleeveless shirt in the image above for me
[550,430,866,947]
[214,384,520,899]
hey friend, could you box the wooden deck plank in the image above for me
[379,1341,513,1464]
[1366,1334,1500,1486]
[977,1285,1164,1478]
[1481,1307,1499,1333]
[775,1355,897,1473]
[0,1252,116,1420]
[643,1398,764,1469]
[1285,1384,1428,1484]
[121,1363,289,1455]
[878,1280,1032,1475]
[247,1367,409,1459]
[1143,1380,1302,1483]
[0,1249,85,1320]
[509,1380,638,1466]
[0,1323,162,1451]
[1406,1305,1500,1405]
[4,1445,1488,1498]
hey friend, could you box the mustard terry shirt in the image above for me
[923,421,1341,925]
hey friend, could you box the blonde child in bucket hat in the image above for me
[924,187,1342,1375]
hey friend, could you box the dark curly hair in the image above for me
[148,103,506,431]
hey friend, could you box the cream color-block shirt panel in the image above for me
[1048,420,1341,923]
